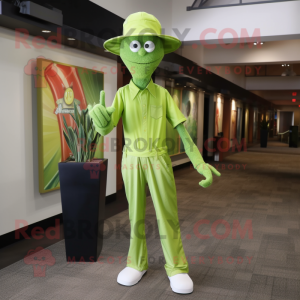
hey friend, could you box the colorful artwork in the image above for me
[37,59,104,193]
[180,90,198,152]
[214,100,223,136]
[166,88,181,155]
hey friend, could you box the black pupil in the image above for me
[145,44,149,48]
[133,44,138,48]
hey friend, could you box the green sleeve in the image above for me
[110,88,124,127]
[166,90,186,128]
[176,123,204,169]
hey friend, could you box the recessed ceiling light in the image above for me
[292,99,296,102]
[184,86,186,87]
[68,38,76,41]
[42,30,51,33]
[176,83,179,85]
[260,42,264,45]
[287,64,290,66]
[282,64,284,67]
[254,42,257,45]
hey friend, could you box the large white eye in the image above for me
[144,41,155,52]
[129,40,141,52]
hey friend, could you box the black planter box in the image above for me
[59,159,108,262]
[260,129,268,148]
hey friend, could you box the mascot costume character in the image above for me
[89,12,221,294]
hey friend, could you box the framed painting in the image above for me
[36,58,104,193]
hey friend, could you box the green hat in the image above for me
[103,12,181,55]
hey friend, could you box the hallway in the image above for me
[1,150,300,300]
[247,138,300,156]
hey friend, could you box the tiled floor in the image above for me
[0,150,300,300]
[247,138,300,155]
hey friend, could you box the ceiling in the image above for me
[251,90,300,106]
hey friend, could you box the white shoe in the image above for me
[117,267,147,286]
[168,273,194,294]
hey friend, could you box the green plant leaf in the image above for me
[90,132,100,160]
[78,123,86,162]
[85,113,91,135]
[73,102,80,129]
[86,128,94,161]
[82,108,89,116]
[63,128,72,154]
[61,101,102,162]
[67,126,78,162]
[69,113,77,127]
[80,109,85,130]
[62,115,68,132]
[74,126,79,140]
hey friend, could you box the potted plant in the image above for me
[260,119,269,148]
[58,102,108,262]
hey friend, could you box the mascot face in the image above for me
[120,36,164,81]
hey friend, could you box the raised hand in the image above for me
[196,163,221,188]
[88,91,115,129]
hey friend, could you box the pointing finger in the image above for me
[100,90,106,107]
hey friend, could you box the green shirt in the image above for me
[100,79,186,154]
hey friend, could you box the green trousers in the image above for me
[121,146,189,277]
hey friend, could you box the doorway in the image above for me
[279,111,294,133]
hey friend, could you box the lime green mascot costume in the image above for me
[89,12,220,294]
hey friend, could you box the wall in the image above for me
[92,0,300,44]
[180,45,246,88]
[246,76,300,91]
[199,0,279,7]
[207,65,246,89]
[179,44,204,66]
[90,0,173,36]
[203,40,300,65]
[0,26,118,236]
[171,0,300,43]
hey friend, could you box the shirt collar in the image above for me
[129,79,156,100]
